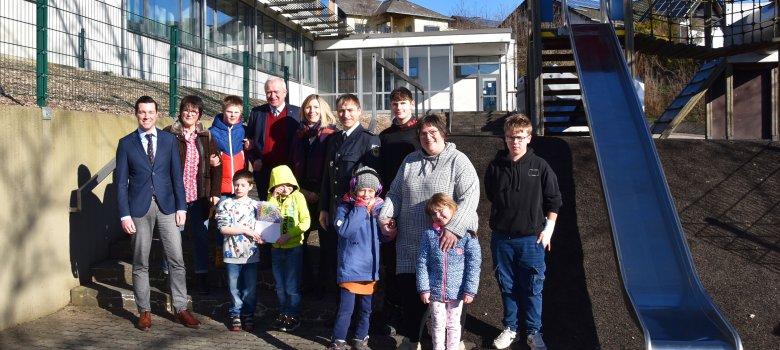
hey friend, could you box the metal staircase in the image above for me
[651,58,726,137]
[540,29,589,135]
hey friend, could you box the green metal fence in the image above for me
[0,0,289,118]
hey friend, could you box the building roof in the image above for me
[337,0,451,21]
[336,0,380,17]
[452,16,502,28]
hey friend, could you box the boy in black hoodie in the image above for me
[485,113,562,350]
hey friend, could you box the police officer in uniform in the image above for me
[318,93,381,295]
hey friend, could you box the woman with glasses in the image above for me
[163,95,222,295]
[378,113,480,350]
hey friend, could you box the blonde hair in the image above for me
[425,193,457,216]
[504,113,533,134]
[425,193,477,238]
[301,94,337,126]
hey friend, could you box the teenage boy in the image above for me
[377,86,421,334]
[485,113,562,350]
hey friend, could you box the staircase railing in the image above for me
[633,0,778,48]
[369,53,428,132]
[69,158,116,213]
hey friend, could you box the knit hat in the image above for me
[354,166,381,193]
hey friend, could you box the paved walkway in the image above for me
[0,305,405,350]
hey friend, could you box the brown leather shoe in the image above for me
[136,311,151,331]
[175,310,201,329]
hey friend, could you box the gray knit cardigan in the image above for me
[379,142,480,274]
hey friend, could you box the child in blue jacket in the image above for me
[328,166,385,350]
[416,193,481,350]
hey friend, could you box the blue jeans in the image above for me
[162,199,210,274]
[226,262,258,317]
[332,287,372,341]
[491,232,546,335]
[271,246,303,317]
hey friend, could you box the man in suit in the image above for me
[116,96,201,331]
[247,77,301,196]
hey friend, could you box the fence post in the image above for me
[78,28,86,68]
[36,0,48,108]
[169,25,179,118]
[283,66,289,105]
[243,51,250,116]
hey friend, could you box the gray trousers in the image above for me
[131,200,188,313]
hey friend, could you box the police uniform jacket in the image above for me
[320,124,381,217]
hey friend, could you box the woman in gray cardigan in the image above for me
[379,113,480,350]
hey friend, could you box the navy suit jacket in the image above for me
[116,128,186,218]
[246,103,301,164]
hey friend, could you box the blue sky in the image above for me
[411,0,522,20]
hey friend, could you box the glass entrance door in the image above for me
[480,76,498,112]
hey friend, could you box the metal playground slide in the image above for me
[566,22,743,349]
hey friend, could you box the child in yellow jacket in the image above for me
[267,165,310,332]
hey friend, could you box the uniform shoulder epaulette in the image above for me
[362,129,377,136]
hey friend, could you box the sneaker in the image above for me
[327,339,347,350]
[282,316,300,332]
[351,336,371,350]
[242,315,255,332]
[383,323,396,336]
[272,314,287,330]
[459,340,466,350]
[493,328,518,349]
[230,316,241,331]
[526,332,547,350]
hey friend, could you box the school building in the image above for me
[0,0,515,330]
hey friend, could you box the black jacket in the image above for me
[485,148,562,237]
[320,124,381,216]
[378,119,420,193]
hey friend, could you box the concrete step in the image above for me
[70,281,193,314]
[90,259,276,293]
[71,279,339,322]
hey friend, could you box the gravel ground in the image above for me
[451,135,779,349]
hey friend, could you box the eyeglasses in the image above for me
[182,109,200,115]
[505,135,530,142]
[421,129,440,137]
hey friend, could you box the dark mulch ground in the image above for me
[449,135,780,349]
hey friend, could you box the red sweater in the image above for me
[262,107,289,168]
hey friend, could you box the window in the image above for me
[284,27,298,80]
[455,56,501,77]
[423,25,440,32]
[206,0,251,62]
[354,23,366,34]
[259,13,277,72]
[303,38,314,84]
[127,0,202,48]
[378,24,391,33]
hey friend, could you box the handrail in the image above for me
[69,157,116,213]
[370,53,427,132]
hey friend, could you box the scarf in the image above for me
[297,122,337,142]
